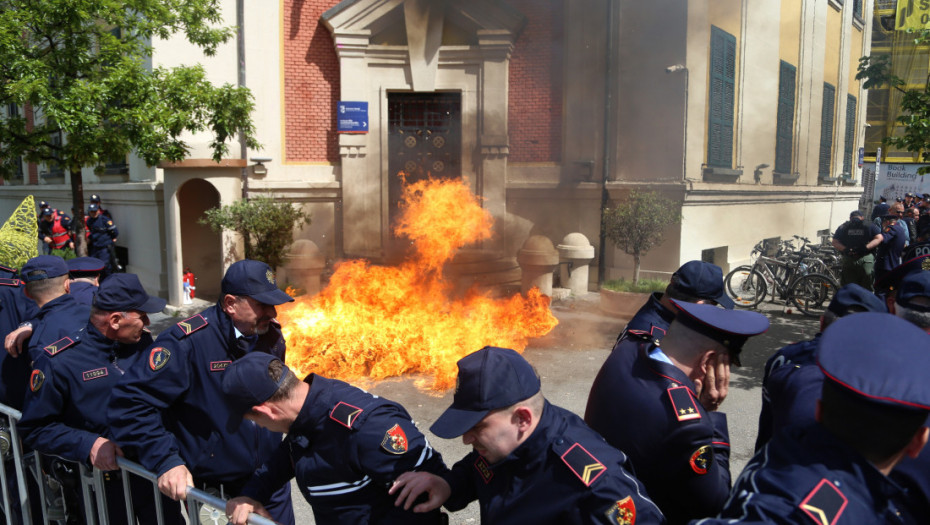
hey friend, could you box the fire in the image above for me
[277,176,558,390]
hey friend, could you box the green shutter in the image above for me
[707,26,736,168]
[775,61,796,174]
[843,94,857,174]
[819,83,836,177]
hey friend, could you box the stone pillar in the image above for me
[517,235,559,296]
[283,240,327,297]
[557,233,595,295]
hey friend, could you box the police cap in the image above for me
[221,352,290,415]
[88,203,99,213]
[40,208,53,217]
[21,255,68,283]
[93,274,166,313]
[874,254,930,294]
[672,261,735,309]
[895,272,930,312]
[827,284,887,317]
[89,194,101,203]
[67,257,105,275]
[39,201,49,209]
[670,300,769,366]
[221,260,294,306]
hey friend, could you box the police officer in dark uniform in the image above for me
[37,207,74,255]
[616,260,734,346]
[0,264,38,410]
[85,203,120,277]
[699,314,930,525]
[19,274,168,525]
[107,260,296,525]
[88,194,112,220]
[221,352,448,525]
[832,210,882,290]
[390,346,666,524]
[754,284,886,451]
[871,196,890,222]
[871,212,908,285]
[584,301,768,524]
[66,257,104,306]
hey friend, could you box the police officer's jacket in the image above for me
[442,400,666,524]
[697,424,915,525]
[240,375,447,524]
[69,281,97,306]
[616,292,675,346]
[754,335,822,452]
[584,341,729,525]
[86,214,118,249]
[0,278,38,409]
[19,324,150,464]
[27,294,90,362]
[107,304,285,481]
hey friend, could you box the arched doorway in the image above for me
[178,178,222,300]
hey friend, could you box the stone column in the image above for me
[517,235,559,296]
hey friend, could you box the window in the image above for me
[819,83,836,178]
[707,26,736,169]
[775,61,796,175]
[843,95,857,175]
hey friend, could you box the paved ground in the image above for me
[148,293,819,524]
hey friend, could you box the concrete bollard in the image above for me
[556,232,595,295]
[283,240,326,296]
[517,235,559,296]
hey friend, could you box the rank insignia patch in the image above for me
[176,314,207,336]
[474,456,493,484]
[799,478,847,525]
[149,347,171,371]
[44,337,76,357]
[82,368,108,381]
[0,278,18,287]
[560,443,607,486]
[329,402,363,429]
[605,496,636,525]
[210,361,230,372]
[30,370,44,392]
[381,423,409,454]
[667,386,702,422]
[689,445,713,475]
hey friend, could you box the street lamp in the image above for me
[666,64,689,181]
[250,157,271,176]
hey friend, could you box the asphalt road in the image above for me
[149,293,819,524]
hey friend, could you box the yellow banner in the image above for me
[897,0,930,31]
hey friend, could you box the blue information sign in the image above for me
[337,101,369,133]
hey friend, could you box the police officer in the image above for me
[88,194,112,219]
[615,261,734,346]
[871,195,890,222]
[699,314,930,524]
[832,210,882,290]
[85,203,120,277]
[19,274,168,525]
[222,352,448,525]
[66,257,104,306]
[0,263,38,410]
[584,301,768,524]
[870,213,907,284]
[37,207,74,255]
[754,284,886,451]
[107,260,296,525]
[390,346,666,524]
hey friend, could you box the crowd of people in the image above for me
[37,195,122,277]
[0,216,928,524]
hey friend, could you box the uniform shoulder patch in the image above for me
[604,496,636,525]
[148,347,171,371]
[175,314,208,337]
[329,401,363,429]
[689,445,713,475]
[44,336,77,357]
[799,478,847,525]
[560,443,607,487]
[473,456,493,484]
[30,369,45,392]
[0,278,19,287]
[667,386,702,422]
[380,423,409,454]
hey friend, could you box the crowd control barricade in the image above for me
[0,403,35,525]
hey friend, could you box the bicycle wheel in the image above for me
[724,267,767,308]
[789,273,838,317]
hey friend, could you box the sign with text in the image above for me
[337,101,369,133]
[865,162,930,205]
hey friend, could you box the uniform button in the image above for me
[555,438,564,445]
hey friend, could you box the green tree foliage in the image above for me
[603,190,682,284]
[0,0,258,253]
[201,196,312,270]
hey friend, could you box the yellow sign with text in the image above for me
[897,0,930,31]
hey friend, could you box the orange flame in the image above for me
[277,176,558,391]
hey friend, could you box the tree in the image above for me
[602,190,682,284]
[200,196,311,270]
[0,0,258,254]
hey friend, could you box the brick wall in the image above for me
[283,0,340,163]
[508,0,563,163]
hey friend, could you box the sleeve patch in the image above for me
[474,456,493,484]
[148,347,171,371]
[560,443,607,487]
[799,478,848,525]
[44,337,77,356]
[30,369,45,392]
[380,423,409,454]
[329,401,363,429]
[667,386,702,422]
[604,496,636,525]
[689,445,713,475]
[0,278,19,287]
[175,314,208,337]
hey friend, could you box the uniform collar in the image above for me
[294,374,337,433]
[36,293,78,317]
[640,343,696,390]
[494,400,558,469]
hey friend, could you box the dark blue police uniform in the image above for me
[875,219,907,285]
[0,272,38,410]
[753,335,820,452]
[26,294,90,362]
[85,211,119,275]
[239,375,447,524]
[107,304,294,525]
[617,292,674,345]
[69,281,97,306]
[442,400,665,524]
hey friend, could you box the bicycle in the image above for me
[725,254,838,317]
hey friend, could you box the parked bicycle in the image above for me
[725,250,839,317]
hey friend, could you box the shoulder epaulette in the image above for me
[559,442,606,487]
[667,386,702,422]
[799,478,847,525]
[329,401,363,429]
[45,336,78,357]
[0,278,19,287]
[174,314,208,337]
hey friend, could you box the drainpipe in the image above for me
[237,0,249,201]
[597,0,614,287]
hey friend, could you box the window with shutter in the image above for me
[843,95,857,175]
[819,83,836,178]
[775,61,796,175]
[707,26,736,169]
